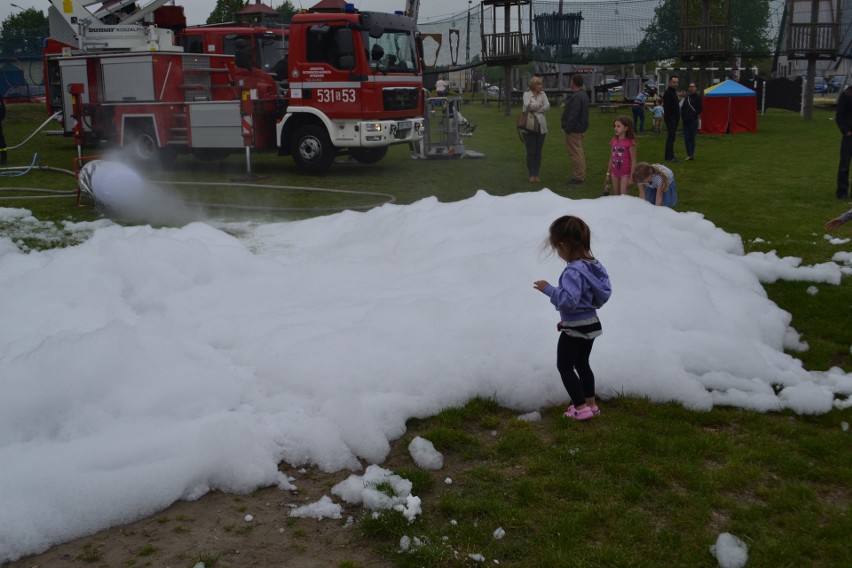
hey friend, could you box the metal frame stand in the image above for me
[419,96,466,159]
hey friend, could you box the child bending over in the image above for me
[633,162,678,207]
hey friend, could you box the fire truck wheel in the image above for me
[292,125,336,173]
[124,128,175,166]
[124,129,158,163]
[348,147,389,165]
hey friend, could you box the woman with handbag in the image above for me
[681,82,703,161]
[522,76,550,182]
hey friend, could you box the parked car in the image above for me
[3,85,46,103]
[813,76,829,95]
[829,75,845,93]
[599,78,623,93]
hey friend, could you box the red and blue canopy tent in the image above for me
[700,80,757,134]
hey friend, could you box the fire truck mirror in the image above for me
[370,43,384,62]
[235,40,254,70]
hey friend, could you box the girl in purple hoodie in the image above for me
[534,215,612,421]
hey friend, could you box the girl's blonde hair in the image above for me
[614,115,636,140]
[545,215,594,260]
[632,162,655,184]
[529,75,543,89]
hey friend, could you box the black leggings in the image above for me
[556,332,595,406]
[524,131,545,177]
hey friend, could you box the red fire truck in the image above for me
[43,0,424,173]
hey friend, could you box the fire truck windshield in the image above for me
[365,30,418,73]
[259,39,287,73]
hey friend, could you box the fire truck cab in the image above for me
[279,10,424,171]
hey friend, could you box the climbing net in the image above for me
[416,0,787,71]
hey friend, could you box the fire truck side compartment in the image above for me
[189,102,243,148]
[101,57,156,102]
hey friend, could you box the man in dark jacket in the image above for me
[663,75,680,162]
[835,85,852,200]
[561,74,589,184]
[0,94,6,166]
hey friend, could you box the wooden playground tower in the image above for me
[479,0,584,114]
[783,0,839,120]
[479,0,533,115]
[677,0,731,88]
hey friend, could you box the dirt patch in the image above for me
[4,405,543,568]
[3,466,396,568]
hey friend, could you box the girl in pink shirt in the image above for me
[604,115,637,196]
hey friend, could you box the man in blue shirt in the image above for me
[632,89,648,133]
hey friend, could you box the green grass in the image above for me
[369,397,851,567]
[2,99,851,566]
[75,542,102,563]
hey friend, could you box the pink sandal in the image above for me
[563,405,595,421]
[567,404,600,417]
